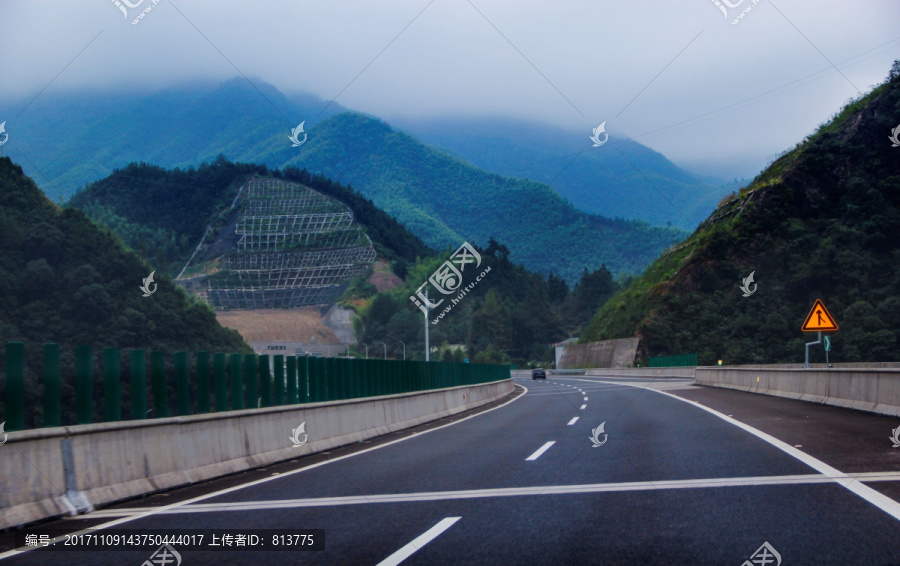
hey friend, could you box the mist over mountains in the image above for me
[1,79,701,279]
[395,116,742,230]
[3,79,734,231]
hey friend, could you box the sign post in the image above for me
[801,299,838,368]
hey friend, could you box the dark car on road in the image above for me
[532,368,546,380]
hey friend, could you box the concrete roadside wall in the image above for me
[585,367,696,379]
[695,367,900,417]
[726,362,900,370]
[0,379,512,530]
[513,368,695,379]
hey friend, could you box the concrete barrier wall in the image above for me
[585,367,696,379]
[726,362,900,369]
[513,368,695,379]
[0,379,512,530]
[695,367,900,417]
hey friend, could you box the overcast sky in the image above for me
[1,0,899,179]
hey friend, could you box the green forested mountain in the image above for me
[396,116,742,230]
[278,112,685,281]
[582,65,900,365]
[0,79,346,202]
[2,80,685,281]
[0,157,250,380]
[68,158,433,274]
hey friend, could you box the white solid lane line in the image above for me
[377,517,461,566]
[586,378,900,523]
[567,417,579,425]
[0,383,528,562]
[85,472,900,517]
[580,404,586,410]
[526,441,556,461]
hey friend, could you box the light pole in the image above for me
[378,341,387,360]
[398,341,406,361]
[363,343,369,359]
[424,287,433,361]
[412,285,438,361]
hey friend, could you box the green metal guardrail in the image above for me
[1,342,510,431]
[648,353,698,367]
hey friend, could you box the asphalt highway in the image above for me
[4,374,900,565]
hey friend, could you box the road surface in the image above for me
[3,374,900,565]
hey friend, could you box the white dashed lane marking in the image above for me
[526,441,556,461]
[567,417,579,425]
[377,517,461,566]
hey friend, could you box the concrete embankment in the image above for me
[584,368,695,378]
[695,367,900,417]
[0,379,512,530]
[522,364,900,419]
[513,368,695,379]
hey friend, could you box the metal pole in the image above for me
[425,288,430,362]
[44,344,61,427]
[364,343,369,359]
[399,341,406,361]
[378,341,387,360]
[804,331,822,369]
[304,355,310,401]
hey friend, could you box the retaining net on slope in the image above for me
[204,178,377,309]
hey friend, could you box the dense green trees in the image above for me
[0,158,253,426]
[355,239,619,366]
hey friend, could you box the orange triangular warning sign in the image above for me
[801,299,838,331]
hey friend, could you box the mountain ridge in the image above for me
[394,115,743,229]
[3,79,686,280]
[581,66,900,364]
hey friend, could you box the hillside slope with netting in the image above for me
[177,177,377,308]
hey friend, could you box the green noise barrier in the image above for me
[1,342,510,431]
